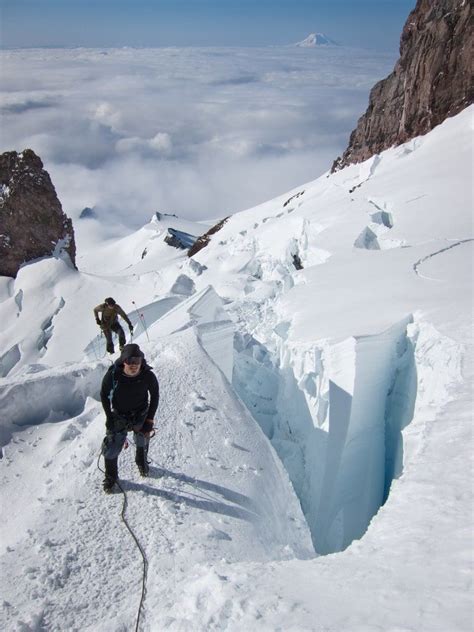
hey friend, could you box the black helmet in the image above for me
[104,297,116,306]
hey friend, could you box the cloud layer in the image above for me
[0,46,394,234]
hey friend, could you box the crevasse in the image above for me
[233,315,418,554]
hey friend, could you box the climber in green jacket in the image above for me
[93,297,133,354]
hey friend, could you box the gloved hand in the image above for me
[128,324,134,333]
[96,317,101,326]
[142,419,155,437]
[105,415,115,431]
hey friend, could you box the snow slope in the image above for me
[0,213,208,374]
[0,106,472,631]
[1,326,312,631]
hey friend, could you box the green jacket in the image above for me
[93,303,132,329]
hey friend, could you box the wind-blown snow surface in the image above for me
[1,107,473,630]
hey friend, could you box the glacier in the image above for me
[0,107,472,631]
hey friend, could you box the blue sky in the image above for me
[1,0,415,51]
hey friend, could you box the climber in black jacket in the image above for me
[100,343,159,493]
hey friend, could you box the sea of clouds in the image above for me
[1,46,394,236]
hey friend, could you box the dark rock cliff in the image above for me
[0,149,76,277]
[188,217,229,258]
[332,0,472,171]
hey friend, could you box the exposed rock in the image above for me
[283,190,305,207]
[188,217,229,258]
[155,211,178,221]
[0,149,76,277]
[292,253,304,270]
[332,0,473,171]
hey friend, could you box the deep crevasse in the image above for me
[189,185,464,555]
[233,315,419,553]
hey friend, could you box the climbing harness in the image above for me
[97,452,148,632]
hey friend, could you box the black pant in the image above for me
[102,408,149,476]
[104,322,126,353]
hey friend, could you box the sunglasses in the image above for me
[124,357,142,366]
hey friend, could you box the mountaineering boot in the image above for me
[103,478,115,493]
[135,447,149,477]
[103,457,118,493]
[138,465,149,477]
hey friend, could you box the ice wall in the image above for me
[144,285,235,382]
[233,316,417,554]
[313,320,415,553]
[0,361,107,449]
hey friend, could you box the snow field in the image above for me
[0,107,472,630]
[1,324,313,631]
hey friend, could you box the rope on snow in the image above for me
[96,453,148,632]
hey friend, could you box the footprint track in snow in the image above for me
[188,391,216,413]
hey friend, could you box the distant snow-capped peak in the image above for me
[295,33,338,47]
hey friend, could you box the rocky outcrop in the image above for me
[188,217,229,258]
[0,149,76,277]
[332,0,473,171]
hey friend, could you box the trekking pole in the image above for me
[131,300,150,342]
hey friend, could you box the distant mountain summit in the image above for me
[295,33,338,47]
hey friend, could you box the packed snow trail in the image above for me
[96,455,148,632]
[0,328,313,631]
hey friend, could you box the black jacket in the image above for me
[100,363,159,424]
